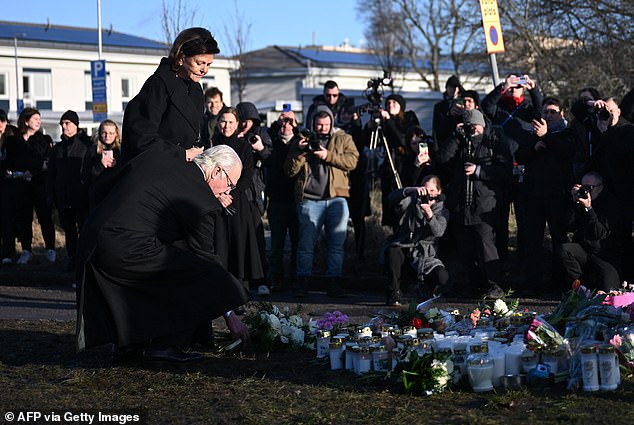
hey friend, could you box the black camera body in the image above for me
[577,184,594,200]
[462,123,475,137]
[300,129,329,152]
[597,107,611,121]
[418,193,439,205]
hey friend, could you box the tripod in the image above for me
[368,118,402,189]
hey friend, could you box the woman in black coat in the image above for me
[2,108,55,265]
[121,27,220,163]
[82,119,122,192]
[212,108,264,289]
[375,94,420,230]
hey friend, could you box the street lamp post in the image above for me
[13,33,26,115]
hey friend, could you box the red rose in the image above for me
[411,317,423,329]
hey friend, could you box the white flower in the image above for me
[280,335,289,344]
[493,299,510,316]
[289,315,303,328]
[290,328,305,345]
[272,305,281,316]
[307,319,319,333]
[268,314,282,336]
[425,308,440,320]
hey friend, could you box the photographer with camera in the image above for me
[284,106,359,298]
[375,93,420,231]
[436,109,512,298]
[383,175,450,305]
[556,171,627,291]
[432,75,464,147]
[514,97,575,290]
[263,111,301,292]
[481,73,543,261]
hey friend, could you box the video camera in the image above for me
[299,129,329,152]
[356,71,393,119]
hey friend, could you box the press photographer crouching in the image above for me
[383,175,450,306]
[556,172,628,291]
[284,106,359,298]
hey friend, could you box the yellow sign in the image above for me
[92,103,108,113]
[479,0,505,54]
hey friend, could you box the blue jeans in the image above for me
[296,198,349,278]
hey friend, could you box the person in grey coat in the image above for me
[383,175,450,305]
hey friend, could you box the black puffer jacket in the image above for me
[49,132,92,210]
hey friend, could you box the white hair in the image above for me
[193,145,242,180]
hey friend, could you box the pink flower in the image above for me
[610,334,622,348]
[484,309,491,315]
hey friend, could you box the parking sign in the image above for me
[91,59,108,122]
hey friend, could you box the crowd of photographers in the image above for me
[1,73,632,306]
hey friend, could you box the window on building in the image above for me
[22,69,52,110]
[0,74,6,96]
[200,76,216,92]
[121,78,130,99]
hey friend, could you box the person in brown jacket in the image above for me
[284,106,358,298]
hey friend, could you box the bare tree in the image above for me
[358,0,483,91]
[356,0,407,91]
[497,0,634,100]
[223,0,253,103]
[161,0,197,49]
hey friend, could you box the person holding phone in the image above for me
[82,120,122,209]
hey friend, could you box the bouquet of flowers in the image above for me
[547,280,607,331]
[396,348,454,395]
[525,316,565,353]
[609,330,634,370]
[315,310,349,334]
[244,302,315,352]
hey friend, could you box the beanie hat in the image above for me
[385,94,406,111]
[60,110,79,127]
[463,109,486,128]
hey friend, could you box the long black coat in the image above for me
[121,58,204,162]
[48,132,92,210]
[212,133,264,281]
[75,149,249,351]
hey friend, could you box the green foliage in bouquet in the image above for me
[396,349,453,395]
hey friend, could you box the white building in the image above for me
[0,21,234,139]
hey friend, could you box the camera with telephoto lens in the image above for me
[597,107,611,121]
[300,129,328,152]
[249,134,259,144]
[577,184,594,200]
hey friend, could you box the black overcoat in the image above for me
[121,58,204,162]
[75,149,249,351]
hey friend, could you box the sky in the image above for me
[1,0,367,51]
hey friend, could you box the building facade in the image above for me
[0,21,234,138]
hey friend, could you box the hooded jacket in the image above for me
[284,106,359,202]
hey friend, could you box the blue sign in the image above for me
[17,99,24,114]
[90,60,108,122]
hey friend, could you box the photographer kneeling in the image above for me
[383,175,450,305]
[556,172,626,291]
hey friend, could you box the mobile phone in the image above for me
[418,142,429,156]
[103,150,113,160]
[282,103,292,112]
[517,77,527,86]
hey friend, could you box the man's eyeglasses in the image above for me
[222,168,236,191]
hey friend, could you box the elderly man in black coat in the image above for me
[75,145,250,362]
